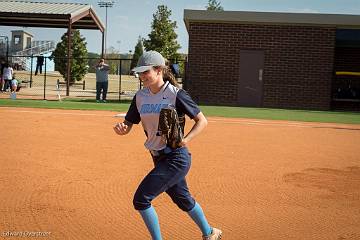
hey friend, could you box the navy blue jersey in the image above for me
[125,82,200,150]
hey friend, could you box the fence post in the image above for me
[119,59,122,101]
[30,55,33,88]
[43,56,47,100]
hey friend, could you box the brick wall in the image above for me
[186,22,336,110]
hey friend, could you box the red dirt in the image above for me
[1,107,359,240]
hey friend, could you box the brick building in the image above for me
[184,10,360,111]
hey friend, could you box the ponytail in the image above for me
[158,66,179,87]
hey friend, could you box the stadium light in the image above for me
[97,0,115,56]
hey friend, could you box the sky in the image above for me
[1,0,360,54]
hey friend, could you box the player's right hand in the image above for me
[113,122,129,135]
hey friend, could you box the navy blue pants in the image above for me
[96,81,108,100]
[133,147,196,212]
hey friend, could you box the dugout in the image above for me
[184,10,360,111]
[332,29,360,111]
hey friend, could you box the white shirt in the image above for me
[3,67,13,80]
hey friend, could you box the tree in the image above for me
[131,36,144,70]
[206,0,224,11]
[143,5,181,60]
[51,30,88,84]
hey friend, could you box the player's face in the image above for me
[139,67,162,88]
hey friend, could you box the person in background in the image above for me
[170,63,180,78]
[95,58,110,103]
[0,60,5,92]
[2,63,13,92]
[35,55,44,75]
[10,73,19,99]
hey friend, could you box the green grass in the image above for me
[0,98,131,112]
[200,105,360,124]
[1,98,360,124]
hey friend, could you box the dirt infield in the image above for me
[1,107,359,240]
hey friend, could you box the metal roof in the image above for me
[184,9,360,30]
[0,0,104,31]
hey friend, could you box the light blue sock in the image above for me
[139,206,162,240]
[187,202,212,236]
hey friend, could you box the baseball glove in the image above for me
[158,108,185,149]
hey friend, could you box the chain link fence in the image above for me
[3,55,186,101]
[6,56,138,101]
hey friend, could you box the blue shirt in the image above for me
[95,64,109,82]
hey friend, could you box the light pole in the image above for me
[128,50,133,75]
[97,0,115,56]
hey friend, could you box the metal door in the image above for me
[238,50,264,107]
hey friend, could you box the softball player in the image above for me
[114,51,222,240]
